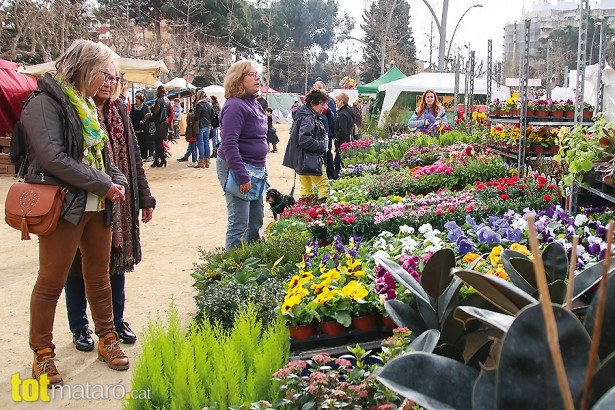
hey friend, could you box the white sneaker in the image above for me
[187,162,197,168]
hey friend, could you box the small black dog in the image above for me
[265,188,295,220]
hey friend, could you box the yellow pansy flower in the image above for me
[489,245,504,267]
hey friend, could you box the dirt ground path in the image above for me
[0,123,294,408]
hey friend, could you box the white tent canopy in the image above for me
[203,85,226,106]
[377,72,510,126]
[163,77,196,91]
[18,43,169,86]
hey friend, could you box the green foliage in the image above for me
[126,302,289,410]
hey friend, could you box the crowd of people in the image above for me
[16,39,366,386]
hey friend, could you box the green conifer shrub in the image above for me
[126,302,289,409]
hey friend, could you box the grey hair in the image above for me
[55,39,113,97]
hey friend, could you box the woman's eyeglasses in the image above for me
[100,71,120,84]
[245,71,260,78]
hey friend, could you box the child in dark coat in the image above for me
[266,107,279,153]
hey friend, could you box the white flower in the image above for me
[373,237,388,250]
[400,237,417,253]
[371,249,391,261]
[378,230,394,238]
[511,217,527,231]
[418,223,433,234]
[424,244,443,254]
[399,225,415,235]
[574,214,588,227]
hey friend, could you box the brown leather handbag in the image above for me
[4,182,67,240]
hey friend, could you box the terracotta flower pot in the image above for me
[583,110,593,119]
[565,110,575,119]
[551,109,564,118]
[536,109,549,118]
[380,314,396,329]
[548,145,560,154]
[526,109,536,117]
[288,323,317,340]
[320,320,346,336]
[351,314,378,331]
[531,145,546,153]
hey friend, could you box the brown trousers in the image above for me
[30,211,114,351]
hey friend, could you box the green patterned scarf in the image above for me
[56,77,108,172]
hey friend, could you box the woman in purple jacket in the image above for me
[216,60,268,249]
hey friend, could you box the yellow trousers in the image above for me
[299,165,330,199]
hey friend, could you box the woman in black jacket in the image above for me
[333,92,355,180]
[282,88,330,199]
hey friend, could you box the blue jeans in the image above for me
[65,251,126,332]
[216,157,264,249]
[197,126,211,160]
[211,128,220,151]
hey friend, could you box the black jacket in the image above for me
[282,104,327,176]
[334,104,354,149]
[194,100,213,128]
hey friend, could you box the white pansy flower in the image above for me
[418,223,433,234]
[574,214,588,227]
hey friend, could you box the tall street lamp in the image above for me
[337,34,385,76]
[446,4,484,64]
[421,0,483,72]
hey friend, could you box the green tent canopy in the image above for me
[357,66,406,95]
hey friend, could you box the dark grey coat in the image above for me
[282,104,327,176]
[21,73,127,225]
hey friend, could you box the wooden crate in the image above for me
[0,153,10,164]
[0,163,16,174]
[0,136,10,147]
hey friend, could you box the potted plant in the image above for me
[526,99,537,116]
[583,102,595,119]
[550,100,566,118]
[534,99,550,118]
[562,99,575,118]
[555,116,615,187]
[489,99,502,116]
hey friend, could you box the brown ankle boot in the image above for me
[98,333,129,370]
[204,158,210,168]
[32,348,63,386]
[196,159,205,168]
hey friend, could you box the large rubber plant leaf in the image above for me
[496,304,591,409]
[542,242,569,282]
[384,299,427,336]
[409,329,441,353]
[467,340,495,371]
[417,296,438,329]
[453,269,537,315]
[433,343,465,363]
[455,306,514,333]
[378,352,479,410]
[592,386,615,410]
[440,308,467,345]
[472,369,495,410]
[573,259,615,301]
[548,280,568,305]
[500,250,535,294]
[375,254,430,305]
[587,352,615,409]
[437,278,464,323]
[421,248,456,299]
[584,273,615,360]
